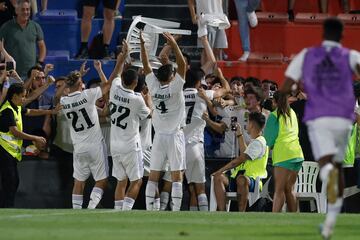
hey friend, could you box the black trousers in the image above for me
[0,146,19,208]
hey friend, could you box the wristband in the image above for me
[3,80,10,89]
[237,134,243,138]
[37,61,44,66]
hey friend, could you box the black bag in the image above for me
[88,32,104,59]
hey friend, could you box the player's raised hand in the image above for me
[139,31,146,44]
[162,32,177,46]
[121,39,129,57]
[93,60,102,71]
[80,61,90,77]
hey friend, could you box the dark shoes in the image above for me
[75,47,89,60]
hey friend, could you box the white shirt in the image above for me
[60,87,103,153]
[286,40,360,82]
[196,0,224,15]
[183,88,214,143]
[244,137,267,161]
[109,77,150,155]
[146,72,186,134]
[140,118,152,150]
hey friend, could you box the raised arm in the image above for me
[158,35,181,66]
[140,31,152,76]
[102,40,129,95]
[109,39,129,82]
[162,32,186,80]
[213,67,230,98]
[200,36,216,75]
[23,76,55,106]
[94,60,108,84]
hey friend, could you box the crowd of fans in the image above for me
[0,0,359,216]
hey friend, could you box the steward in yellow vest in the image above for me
[264,91,304,213]
[0,83,59,208]
[212,112,268,212]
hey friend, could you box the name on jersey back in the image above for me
[114,94,130,104]
[154,93,170,100]
[63,98,88,109]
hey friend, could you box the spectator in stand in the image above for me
[0,83,59,208]
[262,79,277,111]
[264,91,304,212]
[234,0,261,61]
[0,0,16,27]
[22,66,54,159]
[0,0,46,79]
[288,0,350,21]
[76,0,115,59]
[188,0,229,62]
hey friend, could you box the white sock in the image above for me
[189,206,198,211]
[72,194,83,209]
[122,197,135,211]
[320,163,334,182]
[197,193,209,211]
[154,198,160,211]
[88,187,103,209]
[160,192,170,211]
[145,181,157,210]
[114,200,124,210]
[324,198,343,229]
[171,182,183,211]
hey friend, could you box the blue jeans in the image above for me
[234,0,261,52]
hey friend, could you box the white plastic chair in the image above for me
[125,16,191,69]
[209,175,262,212]
[295,161,327,213]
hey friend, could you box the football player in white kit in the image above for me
[183,67,230,211]
[141,32,187,211]
[110,65,151,211]
[60,52,124,209]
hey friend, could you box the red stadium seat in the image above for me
[338,14,360,24]
[257,12,289,23]
[247,52,284,64]
[294,13,330,23]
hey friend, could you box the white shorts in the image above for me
[150,129,186,171]
[185,142,206,183]
[307,117,353,163]
[112,150,144,182]
[73,140,108,181]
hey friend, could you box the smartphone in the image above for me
[230,116,237,131]
[6,62,14,72]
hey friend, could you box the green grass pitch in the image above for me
[0,210,359,240]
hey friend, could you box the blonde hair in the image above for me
[66,71,81,88]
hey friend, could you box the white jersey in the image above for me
[183,88,214,143]
[60,87,103,153]
[140,118,152,150]
[109,77,150,155]
[196,0,224,15]
[146,72,186,134]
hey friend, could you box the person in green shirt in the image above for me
[0,0,46,78]
[264,91,304,212]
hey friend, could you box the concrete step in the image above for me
[124,4,191,19]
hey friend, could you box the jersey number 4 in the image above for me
[109,103,130,129]
[156,101,168,114]
[66,108,95,132]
